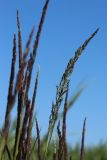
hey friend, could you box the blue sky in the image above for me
[0,0,107,146]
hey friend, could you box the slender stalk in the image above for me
[36,118,41,160]
[13,88,24,160]
[57,121,63,160]
[17,100,31,160]
[25,67,39,157]
[62,82,69,160]
[5,144,12,160]
[23,26,35,63]
[80,118,86,160]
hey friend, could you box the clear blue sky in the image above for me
[0,0,107,146]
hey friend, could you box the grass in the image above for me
[0,1,102,160]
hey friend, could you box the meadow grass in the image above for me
[0,1,102,160]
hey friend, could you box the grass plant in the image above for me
[0,1,101,160]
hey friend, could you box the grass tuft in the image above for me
[0,1,100,160]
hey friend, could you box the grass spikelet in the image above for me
[13,15,25,156]
[33,0,50,59]
[16,26,35,94]
[3,34,17,140]
[25,0,50,97]
[23,26,35,63]
[24,53,34,104]
[17,10,22,68]
[23,63,29,93]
